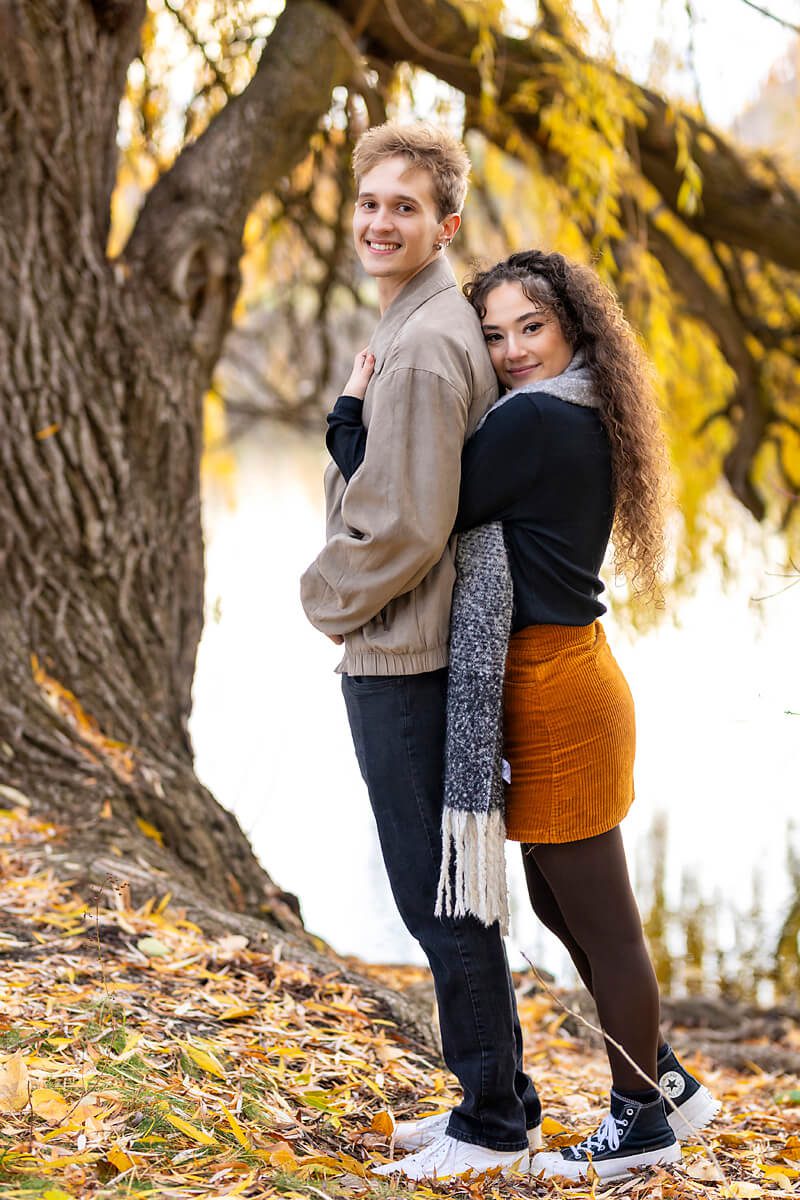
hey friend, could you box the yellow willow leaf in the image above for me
[164,1111,216,1145]
[135,817,164,845]
[107,1144,135,1172]
[31,1088,68,1125]
[220,1101,250,1149]
[183,1043,227,1079]
[760,1163,800,1181]
[370,1110,395,1136]
[336,1152,368,1177]
[41,1152,100,1166]
[268,1146,297,1167]
[66,1094,103,1125]
[0,1053,30,1112]
[218,1004,257,1020]
[541,1116,570,1135]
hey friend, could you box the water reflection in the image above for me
[192,423,800,997]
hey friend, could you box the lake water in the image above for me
[191,423,799,988]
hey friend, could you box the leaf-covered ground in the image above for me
[1,800,799,1199]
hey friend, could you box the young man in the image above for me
[300,123,541,1180]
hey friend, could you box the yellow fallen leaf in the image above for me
[371,1110,395,1136]
[218,1004,257,1020]
[42,1190,73,1200]
[107,1144,135,1172]
[26,1055,73,1074]
[336,1152,368,1178]
[258,1140,297,1167]
[164,1111,216,1145]
[183,1043,227,1079]
[269,1146,298,1167]
[542,1116,570,1135]
[31,1088,68,1125]
[719,1131,756,1146]
[721,1185,763,1199]
[66,1094,104,1127]
[302,1152,368,1177]
[220,1101,250,1149]
[135,817,164,845]
[34,1152,100,1167]
[0,1053,29,1112]
[760,1162,800,1182]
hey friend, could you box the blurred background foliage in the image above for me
[109,1,800,617]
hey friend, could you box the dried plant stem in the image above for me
[521,952,728,1184]
[87,875,118,1017]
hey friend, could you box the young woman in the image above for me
[328,249,719,1183]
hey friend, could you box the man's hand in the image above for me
[342,347,375,400]
[327,633,344,645]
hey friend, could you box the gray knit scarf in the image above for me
[435,351,601,933]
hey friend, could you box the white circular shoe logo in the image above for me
[660,1070,686,1098]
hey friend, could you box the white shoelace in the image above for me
[569,1114,623,1158]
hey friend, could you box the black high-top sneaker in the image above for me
[658,1043,721,1139]
[531,1089,681,1182]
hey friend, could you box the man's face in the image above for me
[352,156,446,285]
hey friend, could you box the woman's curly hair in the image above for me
[464,250,669,600]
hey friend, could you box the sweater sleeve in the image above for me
[454,393,543,533]
[300,365,470,635]
[326,395,366,482]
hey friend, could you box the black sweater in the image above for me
[326,390,614,631]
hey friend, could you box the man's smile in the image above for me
[366,239,402,253]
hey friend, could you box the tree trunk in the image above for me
[0,0,353,921]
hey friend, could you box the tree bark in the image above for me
[0,0,353,920]
[329,0,800,270]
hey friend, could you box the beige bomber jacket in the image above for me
[300,257,498,676]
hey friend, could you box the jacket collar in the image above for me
[370,257,458,372]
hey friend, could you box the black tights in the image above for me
[521,827,661,1092]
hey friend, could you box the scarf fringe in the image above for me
[435,808,510,935]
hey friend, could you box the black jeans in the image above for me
[342,668,539,1150]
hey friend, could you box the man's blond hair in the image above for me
[352,121,471,219]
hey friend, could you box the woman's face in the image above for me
[480,280,574,390]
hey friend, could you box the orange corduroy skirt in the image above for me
[503,621,635,844]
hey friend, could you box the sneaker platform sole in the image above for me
[395,1116,542,1153]
[667,1086,721,1140]
[532,1141,681,1182]
[373,1149,530,1180]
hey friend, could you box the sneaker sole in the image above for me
[532,1141,681,1182]
[373,1150,530,1180]
[667,1087,721,1140]
[395,1118,543,1154]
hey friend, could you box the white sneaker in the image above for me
[372,1133,530,1181]
[394,1109,543,1152]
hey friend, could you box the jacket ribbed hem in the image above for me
[337,645,449,676]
